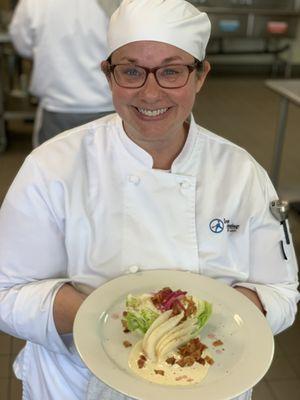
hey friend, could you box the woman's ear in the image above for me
[195,60,211,94]
[101,60,112,89]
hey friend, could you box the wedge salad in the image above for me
[121,287,213,385]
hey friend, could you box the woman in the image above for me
[0,1,298,399]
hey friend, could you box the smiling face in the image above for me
[102,41,210,154]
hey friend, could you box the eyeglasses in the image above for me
[107,61,202,89]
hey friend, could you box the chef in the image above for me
[9,0,116,145]
[0,1,298,399]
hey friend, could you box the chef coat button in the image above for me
[128,265,139,274]
[180,181,191,190]
[128,175,140,185]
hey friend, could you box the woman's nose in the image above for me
[139,72,163,100]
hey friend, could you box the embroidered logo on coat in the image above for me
[209,219,224,233]
[210,218,240,233]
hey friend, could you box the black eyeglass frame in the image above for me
[106,60,203,89]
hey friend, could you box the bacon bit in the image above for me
[137,354,147,368]
[137,357,146,369]
[121,318,130,333]
[166,356,176,365]
[122,311,128,316]
[176,338,208,367]
[205,355,214,365]
[123,340,132,348]
[171,299,185,316]
[177,358,188,367]
[154,369,165,376]
[175,375,188,381]
[187,378,194,382]
[185,297,197,318]
[196,357,205,365]
[192,349,204,360]
[178,338,207,357]
[184,356,195,367]
[213,340,224,347]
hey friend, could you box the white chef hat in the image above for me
[107,0,211,61]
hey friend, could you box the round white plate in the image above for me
[73,270,274,400]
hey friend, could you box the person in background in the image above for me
[9,0,116,146]
[0,1,299,399]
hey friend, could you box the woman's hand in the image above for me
[235,286,266,315]
[53,283,88,334]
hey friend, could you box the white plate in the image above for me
[74,270,274,400]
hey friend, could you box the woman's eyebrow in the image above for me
[115,55,185,64]
[117,57,138,63]
[162,56,184,63]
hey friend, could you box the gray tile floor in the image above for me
[0,76,299,399]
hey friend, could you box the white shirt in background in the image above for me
[9,0,114,113]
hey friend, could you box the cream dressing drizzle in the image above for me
[128,340,210,386]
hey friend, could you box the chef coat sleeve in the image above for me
[233,168,299,335]
[0,155,72,356]
[9,0,36,58]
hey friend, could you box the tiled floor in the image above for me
[0,76,299,399]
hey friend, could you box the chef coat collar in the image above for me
[171,114,198,173]
[115,113,198,172]
[115,115,153,168]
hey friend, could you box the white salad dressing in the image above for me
[128,340,210,386]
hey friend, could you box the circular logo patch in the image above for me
[209,219,224,233]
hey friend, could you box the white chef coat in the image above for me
[0,113,298,400]
[9,0,114,113]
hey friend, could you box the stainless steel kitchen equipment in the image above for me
[189,0,300,63]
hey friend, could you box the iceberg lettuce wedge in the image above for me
[122,289,212,338]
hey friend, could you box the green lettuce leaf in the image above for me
[123,294,160,334]
[193,300,212,336]
[125,308,159,334]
